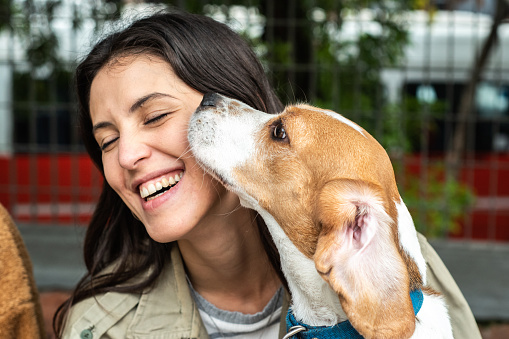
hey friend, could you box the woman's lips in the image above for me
[139,171,184,201]
[139,171,184,211]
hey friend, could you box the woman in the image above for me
[55,9,480,339]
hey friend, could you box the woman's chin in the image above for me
[144,225,184,244]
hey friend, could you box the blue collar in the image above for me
[285,289,424,339]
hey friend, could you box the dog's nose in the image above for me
[200,92,219,107]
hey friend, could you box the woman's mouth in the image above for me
[139,171,184,201]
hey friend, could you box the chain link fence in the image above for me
[1,0,508,241]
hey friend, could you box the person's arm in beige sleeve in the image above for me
[418,232,482,339]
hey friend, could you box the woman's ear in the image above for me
[314,179,415,339]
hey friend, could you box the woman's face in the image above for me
[89,55,240,242]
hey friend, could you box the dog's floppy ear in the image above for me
[314,179,415,339]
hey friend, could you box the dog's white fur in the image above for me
[188,94,453,339]
[396,200,428,284]
[304,106,367,137]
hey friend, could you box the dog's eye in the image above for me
[272,121,287,140]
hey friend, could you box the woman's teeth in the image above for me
[139,172,184,201]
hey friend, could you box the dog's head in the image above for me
[188,93,422,338]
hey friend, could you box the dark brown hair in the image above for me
[54,9,286,336]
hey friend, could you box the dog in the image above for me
[188,93,454,339]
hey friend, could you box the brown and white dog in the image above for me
[188,93,453,339]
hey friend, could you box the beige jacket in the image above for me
[0,204,45,339]
[62,235,480,339]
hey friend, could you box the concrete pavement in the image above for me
[18,224,87,290]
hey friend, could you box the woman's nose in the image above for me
[117,134,150,169]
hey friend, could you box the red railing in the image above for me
[1,153,508,241]
[0,154,103,224]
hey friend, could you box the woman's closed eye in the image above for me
[101,136,119,151]
[144,112,170,125]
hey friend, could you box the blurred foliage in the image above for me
[5,0,123,72]
[8,0,62,70]
[383,97,447,155]
[400,164,476,237]
[311,1,413,115]
[2,0,476,237]
[0,0,11,31]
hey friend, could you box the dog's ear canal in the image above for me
[314,179,416,339]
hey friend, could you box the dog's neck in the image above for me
[256,207,347,326]
[240,193,428,328]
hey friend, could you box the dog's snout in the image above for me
[200,92,219,107]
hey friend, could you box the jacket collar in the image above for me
[129,243,209,338]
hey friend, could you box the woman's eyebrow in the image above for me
[92,121,112,134]
[129,92,172,113]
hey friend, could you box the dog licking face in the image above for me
[188,93,429,338]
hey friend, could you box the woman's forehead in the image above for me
[89,57,176,112]
[100,54,172,77]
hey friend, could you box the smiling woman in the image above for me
[54,9,286,339]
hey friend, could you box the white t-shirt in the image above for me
[188,283,283,339]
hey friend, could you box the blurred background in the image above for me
[0,0,508,337]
